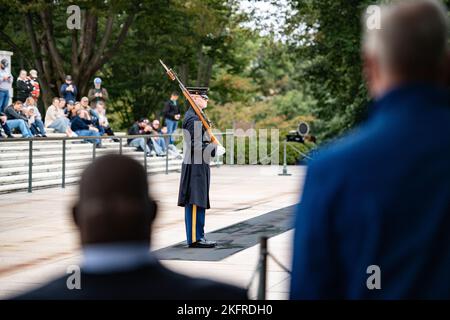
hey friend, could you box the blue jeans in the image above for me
[30,119,46,136]
[75,130,101,145]
[6,119,32,137]
[185,204,206,245]
[1,120,11,137]
[151,137,166,155]
[129,137,151,154]
[165,118,178,144]
[48,118,70,133]
[0,90,9,113]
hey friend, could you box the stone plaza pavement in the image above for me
[0,165,306,300]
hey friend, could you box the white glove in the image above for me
[216,145,226,156]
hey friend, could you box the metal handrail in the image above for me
[0,132,233,143]
[0,132,233,193]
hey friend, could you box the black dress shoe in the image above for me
[189,238,217,248]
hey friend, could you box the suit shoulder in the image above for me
[190,278,247,300]
[11,275,69,300]
[159,266,247,300]
[311,121,384,174]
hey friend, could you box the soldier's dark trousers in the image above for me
[185,204,206,245]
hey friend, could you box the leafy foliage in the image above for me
[283,0,374,140]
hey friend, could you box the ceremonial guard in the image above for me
[177,87,218,248]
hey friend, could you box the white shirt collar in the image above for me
[82,243,156,274]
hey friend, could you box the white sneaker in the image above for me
[168,144,179,152]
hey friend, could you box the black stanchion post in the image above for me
[279,139,291,176]
[144,137,148,174]
[28,140,33,193]
[165,140,169,175]
[92,140,96,160]
[257,236,268,300]
[119,137,123,155]
[62,139,66,188]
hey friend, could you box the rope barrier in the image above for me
[267,252,292,274]
[286,142,314,161]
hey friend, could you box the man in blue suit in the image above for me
[291,0,450,299]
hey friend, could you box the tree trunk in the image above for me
[204,57,214,87]
[196,49,214,87]
[20,7,135,107]
[40,8,66,81]
[24,13,55,108]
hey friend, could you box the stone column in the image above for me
[0,50,14,105]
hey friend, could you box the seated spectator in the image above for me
[16,70,33,103]
[161,125,182,159]
[150,120,166,149]
[96,102,118,141]
[59,97,67,113]
[24,97,46,137]
[60,75,77,103]
[0,112,13,138]
[45,97,75,136]
[70,109,103,148]
[4,101,32,137]
[65,100,75,117]
[88,77,108,108]
[68,101,81,121]
[12,155,247,300]
[128,118,153,156]
[290,0,450,299]
[150,119,167,157]
[80,96,90,110]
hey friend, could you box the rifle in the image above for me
[159,59,224,152]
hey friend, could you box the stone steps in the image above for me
[0,163,184,193]
[0,146,145,161]
[0,141,122,152]
[0,158,183,185]
[0,133,194,194]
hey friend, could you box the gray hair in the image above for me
[363,0,449,79]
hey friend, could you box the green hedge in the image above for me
[221,136,315,165]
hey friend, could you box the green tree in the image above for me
[285,0,372,140]
[1,0,137,106]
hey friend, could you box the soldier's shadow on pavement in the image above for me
[154,205,296,261]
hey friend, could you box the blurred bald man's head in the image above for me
[72,155,157,246]
[363,0,449,97]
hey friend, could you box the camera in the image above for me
[286,121,310,143]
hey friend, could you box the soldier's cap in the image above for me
[187,87,209,100]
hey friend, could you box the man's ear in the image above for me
[150,200,158,223]
[362,52,381,98]
[362,52,374,84]
[444,50,450,87]
[144,199,158,225]
[72,203,80,227]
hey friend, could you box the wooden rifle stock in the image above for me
[159,59,222,146]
